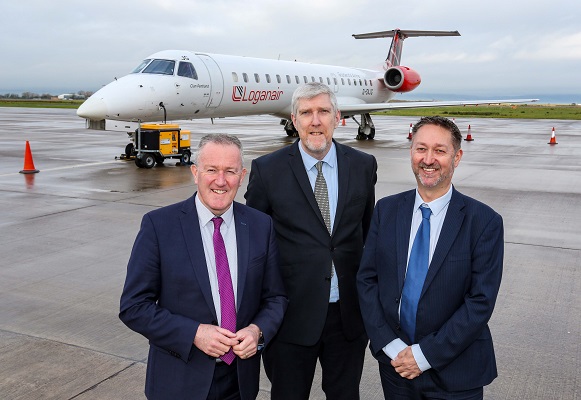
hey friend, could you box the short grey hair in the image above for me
[291,82,338,117]
[193,133,244,167]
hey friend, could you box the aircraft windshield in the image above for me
[131,59,151,73]
[141,59,176,75]
[178,62,198,80]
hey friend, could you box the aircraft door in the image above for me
[196,54,224,108]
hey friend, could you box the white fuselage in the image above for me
[77,50,393,123]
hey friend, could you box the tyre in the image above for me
[142,154,155,169]
[180,151,191,165]
[125,143,135,156]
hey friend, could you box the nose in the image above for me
[77,97,108,120]
[214,171,227,185]
[423,150,435,165]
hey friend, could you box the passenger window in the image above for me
[319,77,323,83]
[143,59,175,75]
[354,80,357,86]
[359,79,363,86]
[287,75,291,84]
[276,75,282,84]
[295,76,300,84]
[303,76,308,83]
[334,78,338,85]
[243,73,248,83]
[348,79,352,85]
[255,73,260,83]
[341,78,345,85]
[177,62,198,79]
[326,77,331,85]
[266,74,271,83]
[232,72,238,83]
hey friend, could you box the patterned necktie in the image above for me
[400,205,432,343]
[211,217,236,364]
[314,161,331,233]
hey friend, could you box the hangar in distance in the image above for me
[77,29,537,140]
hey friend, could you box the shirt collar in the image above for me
[413,185,453,217]
[195,193,235,227]
[298,140,337,171]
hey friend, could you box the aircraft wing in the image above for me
[338,98,538,115]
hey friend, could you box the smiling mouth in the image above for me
[212,189,226,194]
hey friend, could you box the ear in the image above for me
[191,164,199,184]
[453,149,463,167]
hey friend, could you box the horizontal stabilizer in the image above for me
[353,29,460,40]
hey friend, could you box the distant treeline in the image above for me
[0,91,94,100]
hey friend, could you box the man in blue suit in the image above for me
[357,116,503,399]
[120,134,287,400]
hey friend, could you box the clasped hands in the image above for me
[391,346,422,380]
[194,323,261,360]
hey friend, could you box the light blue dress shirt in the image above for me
[298,141,339,302]
[383,185,453,372]
[195,194,239,322]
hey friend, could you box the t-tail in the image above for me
[352,29,460,92]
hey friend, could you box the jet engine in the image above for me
[383,66,421,92]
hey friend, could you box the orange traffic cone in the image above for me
[464,125,474,141]
[342,118,346,126]
[548,127,558,145]
[20,141,39,174]
[407,123,413,140]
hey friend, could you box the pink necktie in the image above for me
[212,217,236,364]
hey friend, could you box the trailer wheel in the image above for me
[180,151,191,165]
[142,154,155,169]
[135,157,143,168]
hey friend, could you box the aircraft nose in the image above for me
[77,97,108,120]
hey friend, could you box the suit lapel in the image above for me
[288,141,328,230]
[233,203,249,312]
[397,191,415,293]
[180,195,217,320]
[421,189,465,296]
[334,141,349,237]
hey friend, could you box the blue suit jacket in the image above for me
[357,187,503,391]
[119,196,287,400]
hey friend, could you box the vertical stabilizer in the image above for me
[353,29,460,68]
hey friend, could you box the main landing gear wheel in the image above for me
[281,119,299,137]
[354,113,376,140]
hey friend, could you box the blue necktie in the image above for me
[401,205,432,343]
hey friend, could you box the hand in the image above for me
[232,323,261,360]
[391,346,422,380]
[193,323,238,357]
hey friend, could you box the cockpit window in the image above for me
[131,59,151,73]
[177,62,198,80]
[142,59,175,75]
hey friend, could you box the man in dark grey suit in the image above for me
[120,134,287,400]
[245,82,377,399]
[357,116,503,399]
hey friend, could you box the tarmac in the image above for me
[0,107,579,400]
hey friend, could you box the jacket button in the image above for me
[395,297,400,303]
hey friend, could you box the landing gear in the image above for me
[281,119,298,137]
[353,113,375,140]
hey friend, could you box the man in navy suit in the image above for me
[357,116,503,399]
[120,134,287,400]
[245,83,377,399]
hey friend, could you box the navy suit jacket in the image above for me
[245,139,377,345]
[357,187,503,391]
[119,196,287,400]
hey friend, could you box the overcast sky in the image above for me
[2,0,580,101]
